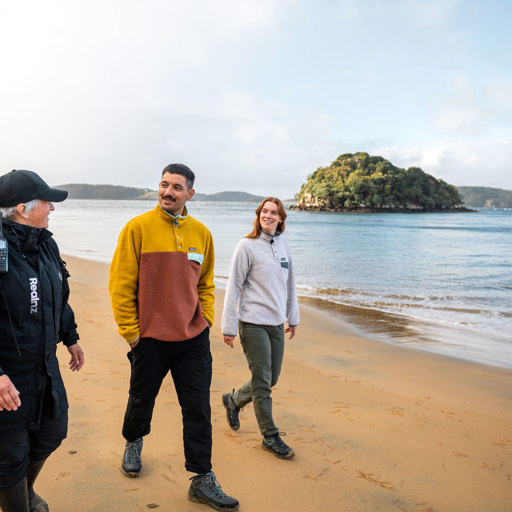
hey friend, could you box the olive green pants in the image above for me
[233,321,285,437]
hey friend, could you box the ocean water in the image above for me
[50,200,512,369]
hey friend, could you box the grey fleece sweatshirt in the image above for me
[221,231,300,336]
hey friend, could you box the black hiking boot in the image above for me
[222,391,240,431]
[27,458,49,512]
[262,432,295,459]
[188,472,239,511]
[121,437,143,477]
[28,489,49,512]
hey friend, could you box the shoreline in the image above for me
[63,253,512,370]
[289,205,477,213]
[216,275,512,370]
[60,250,512,369]
[36,255,512,512]
[296,296,512,370]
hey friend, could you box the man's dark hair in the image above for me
[161,163,195,189]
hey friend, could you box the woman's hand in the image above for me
[0,374,21,411]
[285,325,297,340]
[224,335,235,348]
[67,343,85,371]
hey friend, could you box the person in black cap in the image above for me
[0,170,84,512]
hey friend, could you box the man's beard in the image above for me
[161,196,181,214]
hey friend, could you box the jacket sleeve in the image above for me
[59,268,80,347]
[221,240,250,336]
[47,238,80,347]
[109,221,142,343]
[198,229,215,327]
[286,245,300,327]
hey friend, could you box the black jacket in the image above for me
[0,218,79,433]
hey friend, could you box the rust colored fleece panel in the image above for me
[138,251,207,342]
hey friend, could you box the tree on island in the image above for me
[295,152,464,211]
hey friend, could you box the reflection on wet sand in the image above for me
[298,296,512,368]
[299,296,438,344]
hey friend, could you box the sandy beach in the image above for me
[38,256,512,512]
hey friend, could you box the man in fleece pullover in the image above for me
[109,164,239,511]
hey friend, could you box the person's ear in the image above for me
[16,203,29,219]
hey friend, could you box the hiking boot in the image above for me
[27,458,49,512]
[188,472,239,511]
[222,391,240,431]
[262,433,295,459]
[28,490,49,512]
[121,437,143,477]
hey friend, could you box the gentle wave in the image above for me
[294,284,512,341]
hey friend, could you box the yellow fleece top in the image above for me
[109,205,215,343]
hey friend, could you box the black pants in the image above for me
[0,396,68,488]
[122,327,213,474]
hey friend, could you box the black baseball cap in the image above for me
[0,170,68,207]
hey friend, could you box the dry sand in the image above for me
[38,256,512,512]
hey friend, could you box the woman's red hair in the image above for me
[245,197,287,239]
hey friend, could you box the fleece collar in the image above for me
[157,204,189,226]
[259,230,281,243]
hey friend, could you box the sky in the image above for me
[1,0,511,197]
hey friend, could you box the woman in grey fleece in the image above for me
[221,197,299,459]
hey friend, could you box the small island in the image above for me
[293,152,473,212]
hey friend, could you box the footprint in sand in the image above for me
[355,469,393,490]
[224,432,242,444]
[492,436,512,448]
[303,468,329,481]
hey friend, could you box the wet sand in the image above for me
[39,256,512,512]
[298,296,512,368]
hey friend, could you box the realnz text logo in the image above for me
[29,277,39,314]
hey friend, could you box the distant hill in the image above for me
[57,183,154,200]
[194,191,264,202]
[57,184,264,203]
[457,186,512,208]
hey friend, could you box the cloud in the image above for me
[435,105,489,134]
[0,1,286,187]
[0,0,510,198]
[154,89,337,196]
[372,142,512,189]
[408,0,460,25]
[431,74,512,137]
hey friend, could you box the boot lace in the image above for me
[126,440,142,464]
[204,473,228,498]
[272,432,290,451]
